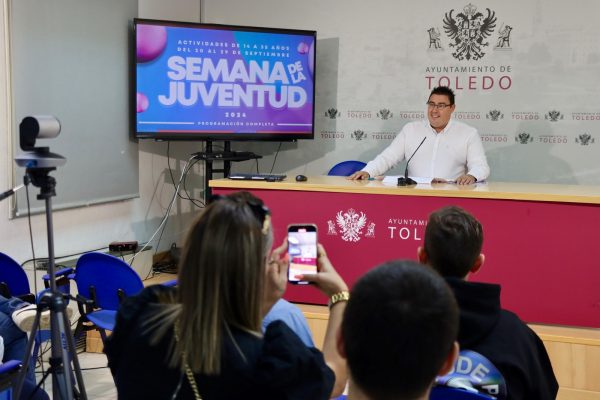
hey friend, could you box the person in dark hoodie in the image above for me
[417,205,558,400]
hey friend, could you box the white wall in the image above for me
[0,0,202,265]
[203,0,600,185]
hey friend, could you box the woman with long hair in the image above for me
[105,191,348,399]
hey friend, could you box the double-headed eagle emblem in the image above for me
[443,4,496,60]
[336,209,367,242]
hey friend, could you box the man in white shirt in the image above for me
[349,87,490,185]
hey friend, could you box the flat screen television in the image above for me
[133,18,316,141]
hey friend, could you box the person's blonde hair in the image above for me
[154,191,273,375]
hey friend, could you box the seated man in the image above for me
[0,295,51,400]
[418,206,558,399]
[349,86,490,185]
[338,260,459,400]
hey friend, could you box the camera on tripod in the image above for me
[15,116,66,169]
[10,115,88,399]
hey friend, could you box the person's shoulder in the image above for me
[450,119,479,135]
[259,321,334,399]
[493,309,548,352]
[498,309,527,328]
[398,120,428,135]
[116,284,176,324]
[405,120,427,129]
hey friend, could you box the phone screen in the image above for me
[287,224,318,284]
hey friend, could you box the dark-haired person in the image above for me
[338,260,459,400]
[105,192,348,399]
[418,206,558,399]
[349,86,489,185]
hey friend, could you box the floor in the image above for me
[34,351,116,399]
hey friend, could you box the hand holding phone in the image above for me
[287,224,318,284]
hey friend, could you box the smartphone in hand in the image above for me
[287,224,318,284]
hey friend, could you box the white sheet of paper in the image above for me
[381,176,487,186]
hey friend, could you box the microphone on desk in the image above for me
[398,136,427,186]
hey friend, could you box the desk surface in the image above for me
[210,176,600,205]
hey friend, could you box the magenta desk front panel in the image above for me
[213,187,600,328]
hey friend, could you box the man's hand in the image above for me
[347,171,370,180]
[456,174,476,185]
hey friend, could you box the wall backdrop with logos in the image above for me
[204,0,600,185]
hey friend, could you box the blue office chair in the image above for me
[0,253,35,304]
[0,359,49,400]
[333,387,493,400]
[327,160,367,176]
[430,386,495,399]
[0,252,73,370]
[73,252,145,343]
[0,360,21,400]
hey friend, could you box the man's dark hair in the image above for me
[342,260,459,400]
[429,86,455,105]
[424,206,483,278]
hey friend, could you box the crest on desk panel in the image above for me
[331,208,374,242]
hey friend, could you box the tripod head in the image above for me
[26,167,57,200]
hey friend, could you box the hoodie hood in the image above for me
[445,277,502,348]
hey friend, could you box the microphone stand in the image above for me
[398,136,427,186]
[13,167,87,400]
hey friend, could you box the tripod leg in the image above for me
[50,307,75,400]
[60,305,87,400]
[14,309,43,400]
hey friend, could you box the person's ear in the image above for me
[438,341,459,376]
[470,253,485,275]
[336,328,346,359]
[417,246,428,264]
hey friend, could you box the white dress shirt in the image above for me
[362,119,490,181]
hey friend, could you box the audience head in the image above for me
[176,191,273,374]
[421,206,484,278]
[340,260,459,400]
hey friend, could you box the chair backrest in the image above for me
[327,160,367,176]
[0,253,30,297]
[434,350,505,399]
[75,252,144,311]
[430,386,495,399]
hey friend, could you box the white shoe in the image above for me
[12,304,73,332]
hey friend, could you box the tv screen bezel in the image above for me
[132,18,317,142]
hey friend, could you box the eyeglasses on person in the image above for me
[426,102,452,110]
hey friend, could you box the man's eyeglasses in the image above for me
[426,102,452,110]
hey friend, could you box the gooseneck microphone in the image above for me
[398,136,427,186]
[0,184,24,202]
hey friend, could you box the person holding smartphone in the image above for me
[105,191,348,400]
